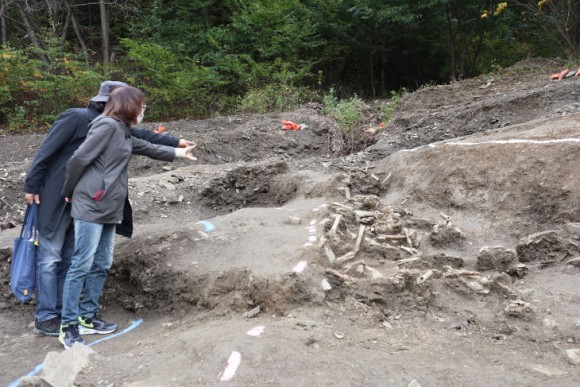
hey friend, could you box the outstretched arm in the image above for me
[131,137,197,161]
[131,127,196,148]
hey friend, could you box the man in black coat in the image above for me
[23,81,195,336]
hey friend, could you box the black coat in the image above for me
[24,106,179,239]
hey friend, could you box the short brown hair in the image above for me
[103,86,144,125]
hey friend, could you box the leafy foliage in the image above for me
[0,0,574,132]
[324,90,369,154]
[0,43,101,132]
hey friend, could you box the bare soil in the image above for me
[1,58,580,386]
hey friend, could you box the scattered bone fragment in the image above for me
[325,269,358,283]
[443,266,481,278]
[504,299,534,320]
[354,225,366,255]
[365,265,384,279]
[416,269,433,284]
[400,246,419,255]
[331,202,354,210]
[243,306,261,318]
[284,216,302,225]
[336,251,355,264]
[381,172,392,186]
[342,259,365,273]
[329,214,342,237]
[323,243,336,263]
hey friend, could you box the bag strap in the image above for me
[20,203,38,241]
[19,204,32,239]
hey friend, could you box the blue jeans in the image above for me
[35,218,74,322]
[61,220,116,325]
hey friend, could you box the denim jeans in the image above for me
[35,217,74,322]
[61,219,116,325]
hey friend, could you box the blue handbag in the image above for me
[10,203,38,303]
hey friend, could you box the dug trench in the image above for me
[1,61,580,385]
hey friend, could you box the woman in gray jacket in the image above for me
[59,86,196,349]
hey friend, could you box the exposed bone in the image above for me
[325,268,358,283]
[354,225,366,256]
[417,269,433,284]
[343,259,365,272]
[329,214,342,237]
[354,210,377,218]
[339,187,351,199]
[524,230,558,244]
[331,202,354,210]
[336,251,356,264]
[403,228,413,247]
[368,240,400,251]
[381,172,392,186]
[365,265,385,279]
[284,216,302,225]
[377,234,407,241]
[443,266,481,278]
[370,174,380,181]
[323,243,336,263]
[396,257,422,265]
[400,246,419,255]
[317,236,328,249]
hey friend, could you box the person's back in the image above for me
[23,81,189,337]
[58,86,197,349]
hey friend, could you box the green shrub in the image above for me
[334,95,366,133]
[381,90,404,123]
[238,84,317,114]
[322,88,338,115]
[323,91,368,154]
[121,38,230,119]
[0,44,102,132]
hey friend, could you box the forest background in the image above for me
[0,0,578,132]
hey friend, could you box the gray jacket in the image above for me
[62,115,175,224]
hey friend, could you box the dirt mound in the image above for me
[368,63,580,158]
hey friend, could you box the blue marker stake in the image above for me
[197,220,215,232]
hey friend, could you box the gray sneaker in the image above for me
[59,324,85,349]
[78,315,117,335]
[33,317,60,337]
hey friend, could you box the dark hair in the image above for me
[88,101,106,113]
[103,86,144,125]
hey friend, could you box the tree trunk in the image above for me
[446,4,457,81]
[458,22,477,79]
[60,8,71,47]
[70,5,90,66]
[381,53,387,97]
[0,0,7,47]
[16,2,50,64]
[99,0,110,69]
[369,52,376,98]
